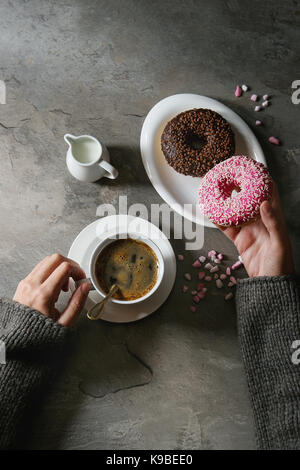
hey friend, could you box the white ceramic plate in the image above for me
[140,93,266,228]
[68,215,176,323]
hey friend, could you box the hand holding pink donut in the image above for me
[218,184,294,277]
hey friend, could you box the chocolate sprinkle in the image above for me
[161,108,235,177]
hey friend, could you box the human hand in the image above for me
[218,184,294,277]
[13,253,90,327]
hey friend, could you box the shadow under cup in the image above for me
[89,234,165,305]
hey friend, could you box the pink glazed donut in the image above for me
[198,155,273,226]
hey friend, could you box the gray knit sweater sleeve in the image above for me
[0,298,69,449]
[236,275,300,450]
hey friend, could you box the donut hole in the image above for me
[230,186,241,198]
[218,177,241,199]
[187,132,206,151]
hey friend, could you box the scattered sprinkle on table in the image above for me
[225,293,234,300]
[178,250,245,311]
[269,136,280,145]
[235,85,242,97]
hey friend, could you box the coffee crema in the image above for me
[95,238,158,301]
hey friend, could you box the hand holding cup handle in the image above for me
[73,278,95,291]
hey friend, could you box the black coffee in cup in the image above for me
[95,238,158,301]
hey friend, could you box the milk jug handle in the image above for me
[99,160,118,180]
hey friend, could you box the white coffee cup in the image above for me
[64,133,118,182]
[79,232,164,305]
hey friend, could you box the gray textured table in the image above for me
[0,0,299,450]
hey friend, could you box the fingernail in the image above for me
[81,282,90,294]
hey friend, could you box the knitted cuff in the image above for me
[236,275,300,449]
[0,298,69,353]
[236,274,300,328]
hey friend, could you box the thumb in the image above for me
[58,282,90,327]
[260,200,280,237]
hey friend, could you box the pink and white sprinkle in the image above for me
[235,85,242,97]
[210,266,219,273]
[205,263,213,270]
[225,293,234,300]
[232,261,242,270]
[192,260,201,268]
[269,136,280,145]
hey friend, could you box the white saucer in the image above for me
[140,93,266,228]
[68,215,176,323]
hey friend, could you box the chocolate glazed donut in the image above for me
[161,108,235,177]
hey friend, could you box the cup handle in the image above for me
[73,278,95,291]
[99,160,118,179]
